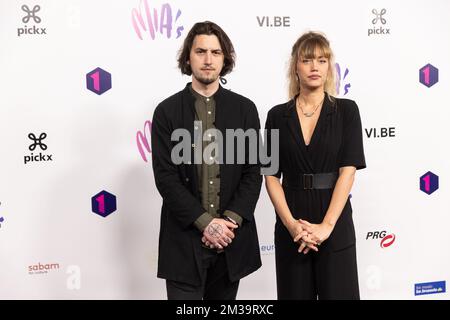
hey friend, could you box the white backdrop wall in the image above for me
[0,0,449,299]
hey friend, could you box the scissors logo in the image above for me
[372,9,386,25]
[28,133,47,151]
[22,5,41,24]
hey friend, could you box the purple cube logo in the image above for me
[420,171,439,195]
[419,64,438,88]
[86,67,112,95]
[91,190,117,217]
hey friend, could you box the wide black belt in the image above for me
[283,172,338,190]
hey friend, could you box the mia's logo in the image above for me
[137,120,152,162]
[368,8,390,36]
[25,133,53,164]
[18,5,47,37]
[86,67,112,95]
[91,190,117,218]
[335,63,350,96]
[420,171,439,195]
[131,1,184,40]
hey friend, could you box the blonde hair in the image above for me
[288,31,336,99]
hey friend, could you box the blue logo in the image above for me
[415,281,446,296]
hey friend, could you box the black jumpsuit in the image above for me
[265,94,366,299]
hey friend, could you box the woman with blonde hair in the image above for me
[264,31,366,299]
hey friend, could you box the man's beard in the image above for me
[193,71,218,85]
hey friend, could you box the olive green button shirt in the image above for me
[189,86,242,231]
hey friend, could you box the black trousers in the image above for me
[276,244,360,300]
[166,248,239,300]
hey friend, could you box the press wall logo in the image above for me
[419,64,439,88]
[86,67,112,95]
[415,281,446,296]
[28,262,60,275]
[368,8,390,36]
[18,5,47,37]
[256,16,291,27]
[137,120,152,162]
[24,133,54,165]
[335,63,350,96]
[131,1,184,40]
[0,201,4,229]
[365,127,396,139]
[260,243,275,255]
[420,171,439,195]
[366,230,396,248]
[91,190,117,217]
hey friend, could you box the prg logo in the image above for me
[366,230,396,248]
[420,171,439,195]
[17,5,47,37]
[368,8,390,36]
[132,1,184,40]
[24,132,53,165]
[86,67,112,95]
[419,64,439,88]
[91,190,117,218]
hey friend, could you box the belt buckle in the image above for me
[303,174,313,190]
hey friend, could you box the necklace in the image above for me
[297,96,325,117]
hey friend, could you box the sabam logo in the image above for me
[86,67,112,95]
[260,244,275,255]
[415,281,446,296]
[366,231,396,248]
[18,5,47,37]
[335,63,350,96]
[368,8,390,36]
[24,133,53,164]
[137,120,152,162]
[364,127,396,138]
[420,171,439,195]
[256,16,290,27]
[28,262,60,275]
[131,1,184,40]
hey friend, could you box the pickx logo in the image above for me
[366,231,396,248]
[368,8,390,36]
[91,190,117,218]
[17,5,47,37]
[132,1,184,40]
[24,133,53,165]
[86,67,112,95]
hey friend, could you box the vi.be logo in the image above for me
[91,190,117,218]
[24,132,54,165]
[86,67,112,95]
